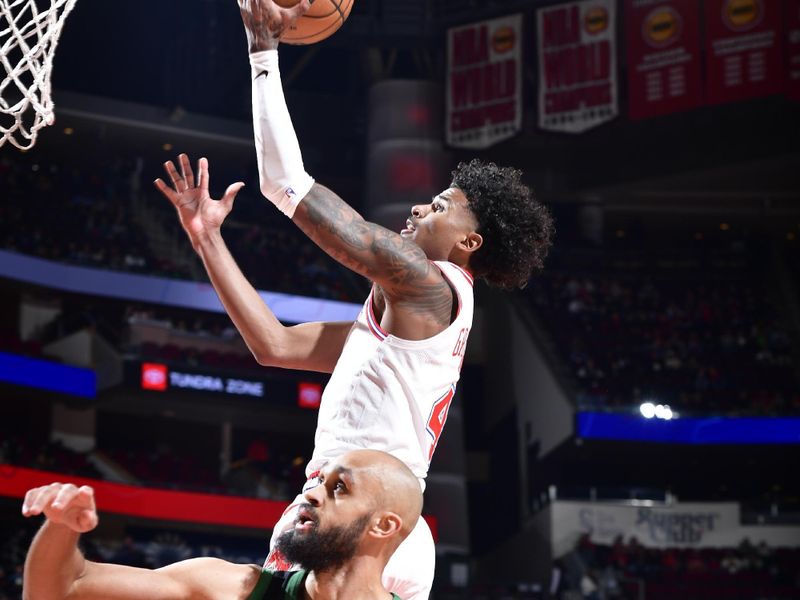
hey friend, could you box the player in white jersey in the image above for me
[154,1,554,597]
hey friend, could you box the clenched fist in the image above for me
[22,483,99,533]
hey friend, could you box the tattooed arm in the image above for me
[237,2,453,334]
[293,184,454,334]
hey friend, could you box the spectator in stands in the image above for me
[0,153,362,300]
[528,240,799,416]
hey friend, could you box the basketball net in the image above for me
[0,0,77,150]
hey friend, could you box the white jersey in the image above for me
[307,260,474,484]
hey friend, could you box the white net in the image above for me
[0,0,77,150]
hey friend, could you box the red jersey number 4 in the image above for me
[426,385,456,462]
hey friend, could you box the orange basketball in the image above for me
[274,0,354,45]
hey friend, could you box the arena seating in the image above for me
[527,238,800,416]
[0,437,101,480]
[0,154,364,302]
[0,428,300,502]
[0,156,179,277]
[558,534,800,600]
[0,520,266,600]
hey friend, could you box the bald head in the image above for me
[278,449,424,574]
[338,449,423,538]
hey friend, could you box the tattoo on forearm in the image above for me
[295,186,452,323]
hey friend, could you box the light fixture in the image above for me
[640,402,674,420]
[640,402,656,419]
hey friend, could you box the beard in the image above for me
[275,510,372,573]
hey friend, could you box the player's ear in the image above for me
[369,511,402,540]
[458,231,483,254]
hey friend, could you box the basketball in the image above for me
[274,0,354,45]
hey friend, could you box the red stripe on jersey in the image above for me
[432,262,464,320]
[451,264,474,286]
[366,291,388,340]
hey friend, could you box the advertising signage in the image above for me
[137,362,323,409]
[140,362,264,398]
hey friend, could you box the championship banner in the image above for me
[786,0,800,101]
[625,0,703,120]
[446,14,523,149]
[704,0,783,105]
[537,0,618,133]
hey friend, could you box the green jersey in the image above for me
[247,569,402,600]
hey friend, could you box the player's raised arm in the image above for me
[239,0,449,303]
[21,483,259,600]
[154,155,351,373]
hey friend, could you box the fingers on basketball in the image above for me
[291,0,312,18]
[276,0,353,46]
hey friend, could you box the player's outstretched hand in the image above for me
[154,154,245,249]
[238,0,312,52]
[22,483,99,533]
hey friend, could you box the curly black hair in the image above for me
[452,159,554,290]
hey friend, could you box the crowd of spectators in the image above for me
[100,439,304,501]
[0,154,365,302]
[0,430,302,502]
[9,294,263,372]
[0,437,101,480]
[123,304,261,371]
[0,524,26,600]
[555,534,800,599]
[0,521,265,600]
[528,239,800,416]
[0,156,176,277]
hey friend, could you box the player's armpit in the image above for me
[293,184,451,308]
[68,558,259,600]
[256,320,353,374]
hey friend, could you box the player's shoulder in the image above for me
[433,260,475,290]
[256,569,307,599]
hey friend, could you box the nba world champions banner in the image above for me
[704,0,783,105]
[537,0,618,133]
[446,14,523,149]
[786,0,800,101]
[625,0,703,120]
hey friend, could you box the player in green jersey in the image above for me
[21,449,422,600]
